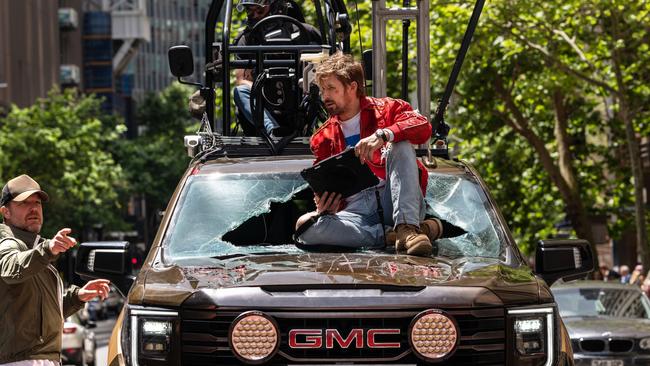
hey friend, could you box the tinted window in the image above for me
[553,287,650,319]
[163,172,505,261]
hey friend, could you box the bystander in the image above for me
[0,174,111,366]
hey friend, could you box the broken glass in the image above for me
[425,173,503,259]
[165,173,308,259]
[163,171,505,262]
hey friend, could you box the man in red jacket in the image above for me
[295,52,442,256]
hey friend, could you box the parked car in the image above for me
[104,284,125,316]
[552,281,650,366]
[85,297,107,321]
[61,312,96,366]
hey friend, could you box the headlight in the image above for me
[640,337,650,350]
[408,309,459,362]
[141,320,172,354]
[514,317,545,354]
[229,311,279,364]
[508,307,555,366]
[128,307,179,365]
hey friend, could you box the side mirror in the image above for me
[535,239,594,286]
[75,242,135,296]
[362,49,373,81]
[168,45,194,77]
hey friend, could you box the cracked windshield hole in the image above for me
[163,172,504,261]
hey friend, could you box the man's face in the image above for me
[0,194,43,233]
[246,4,271,23]
[319,75,358,117]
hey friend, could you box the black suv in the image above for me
[76,153,592,365]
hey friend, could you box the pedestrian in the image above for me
[630,264,644,286]
[619,265,631,284]
[598,264,620,282]
[642,278,650,298]
[294,52,444,257]
[0,174,111,366]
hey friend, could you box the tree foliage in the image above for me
[347,0,647,258]
[0,88,126,238]
[116,83,199,242]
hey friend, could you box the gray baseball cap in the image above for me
[0,175,49,206]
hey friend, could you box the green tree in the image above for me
[116,83,199,245]
[0,88,127,238]
[348,0,646,266]
[424,0,646,268]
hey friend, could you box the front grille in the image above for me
[578,338,633,353]
[181,307,505,365]
[609,339,634,352]
[580,339,605,352]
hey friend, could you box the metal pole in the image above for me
[416,0,430,122]
[401,0,410,101]
[204,0,224,133]
[371,0,386,98]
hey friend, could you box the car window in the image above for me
[553,287,650,319]
[163,172,504,262]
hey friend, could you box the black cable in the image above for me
[353,0,363,56]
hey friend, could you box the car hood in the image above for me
[129,253,545,308]
[563,316,650,339]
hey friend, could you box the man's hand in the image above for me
[78,279,111,302]
[49,228,77,255]
[355,134,384,164]
[315,191,343,215]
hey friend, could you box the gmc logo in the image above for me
[288,329,401,349]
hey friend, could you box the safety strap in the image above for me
[375,189,387,247]
[293,214,319,242]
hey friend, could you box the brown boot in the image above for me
[391,219,441,249]
[395,224,432,257]
[420,218,442,242]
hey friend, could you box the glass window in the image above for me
[163,171,505,262]
[553,287,650,319]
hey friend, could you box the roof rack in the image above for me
[184,132,450,161]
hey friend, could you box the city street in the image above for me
[94,318,117,366]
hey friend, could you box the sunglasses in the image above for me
[245,5,269,17]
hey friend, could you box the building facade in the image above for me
[132,0,212,100]
[0,0,60,111]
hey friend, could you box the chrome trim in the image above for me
[130,309,179,316]
[508,307,553,315]
[130,315,139,366]
[508,307,554,366]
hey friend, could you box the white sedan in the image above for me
[62,312,96,366]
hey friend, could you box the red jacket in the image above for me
[310,96,432,194]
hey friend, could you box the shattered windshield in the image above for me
[163,172,505,261]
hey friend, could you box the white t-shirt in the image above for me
[338,112,386,205]
[340,111,361,147]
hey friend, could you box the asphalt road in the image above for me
[94,317,118,366]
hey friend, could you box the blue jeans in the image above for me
[233,84,279,135]
[297,141,426,248]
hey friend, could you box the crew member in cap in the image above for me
[0,174,111,366]
[232,0,321,135]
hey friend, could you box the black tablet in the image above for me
[301,147,379,198]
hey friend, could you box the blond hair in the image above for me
[315,52,366,98]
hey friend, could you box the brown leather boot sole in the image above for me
[406,238,433,256]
